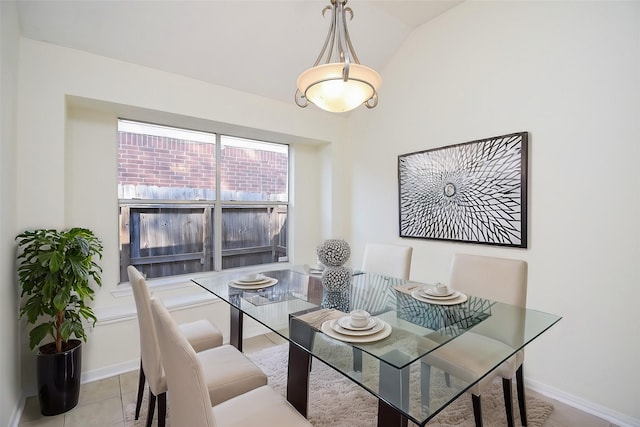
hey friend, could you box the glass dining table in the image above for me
[192,265,561,427]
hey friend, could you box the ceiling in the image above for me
[16,0,463,106]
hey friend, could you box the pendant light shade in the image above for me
[295,0,381,113]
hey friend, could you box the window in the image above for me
[118,120,289,282]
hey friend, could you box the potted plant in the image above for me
[16,227,103,415]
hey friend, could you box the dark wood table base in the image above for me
[286,316,410,427]
[229,304,243,352]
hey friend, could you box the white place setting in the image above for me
[228,273,279,290]
[321,310,392,343]
[303,263,325,275]
[411,283,468,305]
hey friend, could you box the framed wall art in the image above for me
[398,132,528,248]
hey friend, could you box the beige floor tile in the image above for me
[542,400,612,427]
[121,390,137,408]
[121,390,140,421]
[78,376,120,406]
[64,396,123,427]
[19,396,46,424]
[264,331,288,346]
[119,369,140,395]
[242,334,276,353]
[531,390,612,427]
[19,416,64,427]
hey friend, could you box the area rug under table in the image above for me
[124,344,553,426]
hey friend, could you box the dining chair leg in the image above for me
[158,392,167,427]
[502,378,515,427]
[472,394,483,427]
[135,360,146,420]
[516,365,527,426]
[146,391,156,427]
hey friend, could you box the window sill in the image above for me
[111,273,204,298]
[96,262,291,326]
[111,263,292,298]
[95,291,219,325]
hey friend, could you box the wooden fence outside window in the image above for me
[119,202,287,282]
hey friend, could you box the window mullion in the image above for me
[214,133,223,271]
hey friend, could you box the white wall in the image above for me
[10,1,640,425]
[347,1,640,425]
[15,37,347,395]
[1,1,22,426]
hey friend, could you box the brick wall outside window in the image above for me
[118,132,288,197]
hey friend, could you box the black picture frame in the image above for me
[398,132,528,248]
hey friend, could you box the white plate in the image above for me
[229,278,278,290]
[419,289,461,300]
[423,288,456,298]
[321,320,392,343]
[331,318,384,336]
[337,316,377,331]
[234,275,270,285]
[411,289,468,305]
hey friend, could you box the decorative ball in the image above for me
[316,239,351,267]
[322,290,351,312]
[321,265,352,292]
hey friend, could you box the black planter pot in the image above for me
[37,339,82,416]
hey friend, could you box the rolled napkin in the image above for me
[392,282,426,295]
[295,308,345,329]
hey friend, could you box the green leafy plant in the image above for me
[16,228,103,353]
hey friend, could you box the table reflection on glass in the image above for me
[192,265,560,427]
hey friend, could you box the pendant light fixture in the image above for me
[295,0,381,113]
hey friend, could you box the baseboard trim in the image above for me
[526,378,639,427]
[7,394,26,427]
[81,358,140,384]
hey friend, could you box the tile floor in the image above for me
[19,333,617,427]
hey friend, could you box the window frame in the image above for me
[117,119,290,284]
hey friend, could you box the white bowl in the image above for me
[240,273,264,282]
[349,310,371,328]
[431,284,450,295]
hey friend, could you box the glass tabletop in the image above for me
[192,265,561,426]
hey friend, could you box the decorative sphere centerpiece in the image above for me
[316,239,352,292]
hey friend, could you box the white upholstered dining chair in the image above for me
[150,297,312,427]
[127,266,268,427]
[421,254,528,427]
[361,243,413,280]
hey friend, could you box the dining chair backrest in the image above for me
[362,243,413,280]
[127,265,166,395]
[449,253,528,347]
[449,253,527,308]
[150,297,216,427]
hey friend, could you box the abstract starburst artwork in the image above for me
[398,132,528,247]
